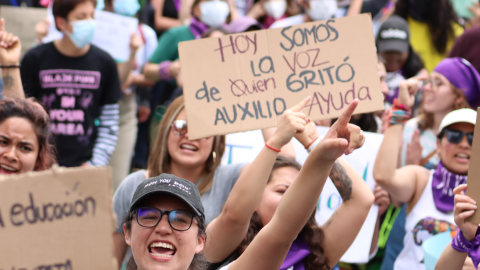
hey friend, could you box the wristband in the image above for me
[452,229,473,253]
[158,61,172,80]
[388,99,411,126]
[0,65,21,68]
[265,142,281,153]
[306,136,322,153]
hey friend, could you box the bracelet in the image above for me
[0,65,20,68]
[157,61,172,80]
[388,99,411,126]
[265,142,281,153]
[306,136,322,153]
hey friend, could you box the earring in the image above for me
[212,151,217,164]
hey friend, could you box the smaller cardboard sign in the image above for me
[466,107,480,224]
[43,9,138,62]
[0,166,117,269]
[0,6,48,58]
[179,14,384,140]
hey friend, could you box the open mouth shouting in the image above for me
[180,143,198,152]
[149,241,177,260]
[0,163,19,174]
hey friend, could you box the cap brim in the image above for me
[129,190,203,218]
[437,109,477,135]
[377,40,409,54]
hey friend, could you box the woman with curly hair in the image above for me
[394,0,463,72]
[204,100,374,270]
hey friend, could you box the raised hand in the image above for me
[406,129,423,165]
[398,74,428,108]
[268,96,311,149]
[0,19,21,66]
[374,184,390,217]
[311,100,364,161]
[35,18,50,42]
[453,184,478,242]
[129,32,143,55]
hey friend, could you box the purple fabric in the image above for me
[432,161,468,213]
[189,18,210,39]
[451,228,480,269]
[174,0,180,12]
[227,16,263,33]
[434,57,480,109]
[280,238,310,270]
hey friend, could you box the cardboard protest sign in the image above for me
[43,9,138,62]
[179,14,383,140]
[0,6,48,58]
[466,107,480,223]
[222,127,382,263]
[0,166,116,269]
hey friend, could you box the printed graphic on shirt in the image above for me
[39,69,100,144]
[412,217,456,246]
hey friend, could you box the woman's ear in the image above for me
[195,234,206,254]
[124,224,132,246]
[55,16,68,32]
[436,138,442,156]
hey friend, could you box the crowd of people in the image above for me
[1,0,480,269]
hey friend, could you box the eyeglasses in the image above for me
[441,128,474,146]
[171,120,188,136]
[420,78,442,92]
[136,207,197,231]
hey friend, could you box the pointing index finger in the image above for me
[0,19,4,33]
[334,99,359,127]
[290,96,311,112]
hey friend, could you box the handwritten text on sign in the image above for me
[179,14,384,139]
[0,167,116,270]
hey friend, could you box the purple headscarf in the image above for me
[189,18,210,39]
[434,57,480,109]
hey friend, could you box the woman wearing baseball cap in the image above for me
[374,70,477,270]
[122,100,374,270]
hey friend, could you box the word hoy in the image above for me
[0,193,96,228]
[2,259,72,270]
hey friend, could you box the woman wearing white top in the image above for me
[373,77,476,270]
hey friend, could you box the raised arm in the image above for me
[436,184,479,270]
[373,78,426,203]
[0,19,24,99]
[229,100,367,270]
[204,97,311,262]
[321,157,375,266]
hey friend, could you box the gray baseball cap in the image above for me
[376,15,410,53]
[129,174,204,218]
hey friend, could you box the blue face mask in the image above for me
[113,0,140,17]
[96,0,105,10]
[65,19,97,49]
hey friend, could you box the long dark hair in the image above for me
[123,208,208,270]
[0,98,56,170]
[395,0,459,55]
[402,46,425,79]
[234,157,330,270]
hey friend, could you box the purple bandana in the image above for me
[189,18,209,39]
[432,161,468,213]
[434,57,480,109]
[280,238,311,270]
[451,228,480,269]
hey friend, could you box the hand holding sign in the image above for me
[267,96,311,149]
[0,19,21,66]
[453,184,478,241]
[315,99,364,160]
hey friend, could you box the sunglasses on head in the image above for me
[171,120,188,136]
[439,128,474,146]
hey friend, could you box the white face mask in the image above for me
[200,0,230,27]
[263,0,287,20]
[307,0,337,21]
